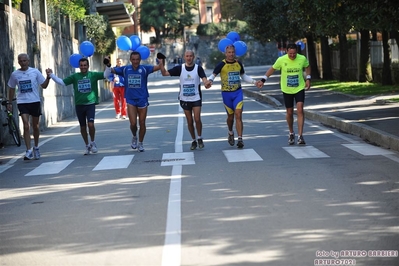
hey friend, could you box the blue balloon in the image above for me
[136,46,150,60]
[227,31,240,42]
[117,35,132,51]
[233,41,247,56]
[218,38,233,53]
[79,41,95,57]
[296,41,305,50]
[69,53,83,68]
[130,35,141,51]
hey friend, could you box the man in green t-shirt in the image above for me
[257,43,311,145]
[48,58,111,155]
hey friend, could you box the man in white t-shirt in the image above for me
[160,50,212,150]
[7,53,50,160]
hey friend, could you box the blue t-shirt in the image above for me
[114,65,154,99]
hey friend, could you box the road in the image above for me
[1,70,398,266]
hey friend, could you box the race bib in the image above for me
[19,80,33,93]
[77,79,91,93]
[287,75,299,87]
[228,71,240,85]
[182,84,195,96]
[128,74,141,88]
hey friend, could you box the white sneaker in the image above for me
[115,114,121,119]
[24,149,34,160]
[33,147,40,159]
[122,115,127,119]
[131,136,137,149]
[138,142,145,152]
[84,145,91,155]
[90,141,98,153]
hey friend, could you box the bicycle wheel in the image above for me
[8,115,21,147]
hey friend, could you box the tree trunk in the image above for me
[358,29,371,82]
[339,33,349,81]
[305,33,320,79]
[381,30,392,85]
[320,36,333,80]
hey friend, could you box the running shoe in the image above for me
[298,135,306,145]
[288,132,295,145]
[198,138,204,149]
[131,136,138,149]
[228,133,235,146]
[122,115,127,119]
[190,140,197,150]
[138,142,145,152]
[115,114,121,119]
[33,147,40,160]
[24,149,33,160]
[237,138,244,149]
[90,141,98,153]
[84,145,91,155]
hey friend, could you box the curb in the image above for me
[243,89,399,153]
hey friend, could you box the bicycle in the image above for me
[1,99,21,146]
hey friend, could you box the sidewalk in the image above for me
[243,81,399,152]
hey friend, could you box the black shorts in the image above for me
[76,104,96,127]
[283,89,305,108]
[180,99,202,111]
[17,102,42,117]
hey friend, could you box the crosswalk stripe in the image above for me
[92,155,134,171]
[342,144,395,156]
[283,146,330,159]
[25,159,74,176]
[223,149,263,162]
[161,152,195,166]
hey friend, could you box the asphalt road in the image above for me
[1,73,398,266]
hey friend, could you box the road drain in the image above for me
[144,158,185,163]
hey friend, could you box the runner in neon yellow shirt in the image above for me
[258,43,311,145]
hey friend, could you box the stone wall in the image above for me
[0,4,112,145]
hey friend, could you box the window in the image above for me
[206,6,213,23]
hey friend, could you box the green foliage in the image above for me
[124,3,135,15]
[208,50,225,67]
[311,80,399,95]
[47,0,87,22]
[220,0,245,21]
[197,21,248,36]
[11,0,23,8]
[82,14,116,55]
[140,0,196,43]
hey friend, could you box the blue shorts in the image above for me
[76,104,96,127]
[17,102,42,117]
[126,98,149,108]
[221,89,243,115]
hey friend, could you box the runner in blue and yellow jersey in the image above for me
[208,44,259,148]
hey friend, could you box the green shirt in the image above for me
[63,72,105,105]
[272,54,309,94]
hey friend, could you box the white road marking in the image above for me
[342,144,395,156]
[162,105,184,266]
[283,146,330,159]
[223,148,263,162]
[92,155,134,171]
[25,159,74,176]
[161,152,195,166]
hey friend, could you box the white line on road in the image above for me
[92,155,134,171]
[162,105,184,266]
[25,159,74,176]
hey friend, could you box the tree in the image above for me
[220,0,245,21]
[139,0,196,44]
